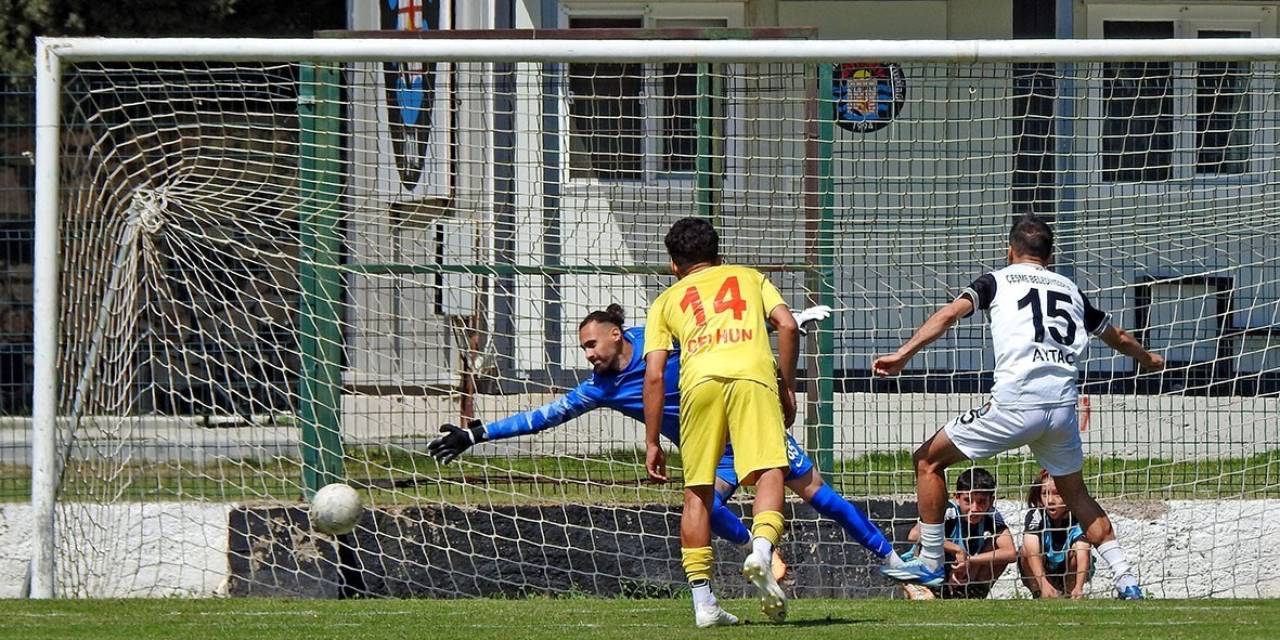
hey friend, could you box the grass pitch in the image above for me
[1,597,1276,640]
[5,448,1278,504]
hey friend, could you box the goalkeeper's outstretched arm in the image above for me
[428,384,601,464]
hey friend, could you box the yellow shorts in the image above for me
[678,377,788,487]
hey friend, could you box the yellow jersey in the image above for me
[643,264,787,391]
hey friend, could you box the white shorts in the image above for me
[942,401,1083,476]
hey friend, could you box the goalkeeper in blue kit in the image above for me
[429,303,907,574]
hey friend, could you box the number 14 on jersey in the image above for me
[679,276,746,326]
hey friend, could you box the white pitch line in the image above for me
[887,621,1258,628]
[442,618,1261,630]
[170,610,419,617]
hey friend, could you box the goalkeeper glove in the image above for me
[427,419,488,464]
[793,304,832,336]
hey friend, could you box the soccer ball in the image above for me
[309,483,363,535]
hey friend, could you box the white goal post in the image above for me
[29,36,1280,599]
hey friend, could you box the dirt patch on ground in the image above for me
[1098,499,1170,521]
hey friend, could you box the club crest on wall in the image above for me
[833,62,906,133]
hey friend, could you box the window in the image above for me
[1011,0,1057,213]
[1196,30,1251,175]
[651,18,728,176]
[661,63,698,174]
[1102,21,1174,183]
[566,16,721,181]
[1012,63,1056,213]
[567,17,645,181]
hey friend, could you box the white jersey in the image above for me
[960,263,1111,407]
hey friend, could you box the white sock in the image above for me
[918,522,946,572]
[751,536,773,563]
[1097,540,1136,588]
[883,550,907,569]
[690,580,716,608]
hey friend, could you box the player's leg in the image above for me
[1034,404,1142,599]
[681,485,715,549]
[741,466,788,622]
[709,492,750,544]
[888,401,1035,584]
[914,431,965,520]
[781,446,904,567]
[681,485,736,626]
[710,456,751,546]
[727,379,790,623]
[880,426,966,585]
[717,460,788,580]
[1053,471,1141,598]
[879,426,967,585]
[749,467,786,551]
[678,381,738,627]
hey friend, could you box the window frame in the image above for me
[1189,27,1255,178]
[559,2,740,184]
[1084,4,1276,186]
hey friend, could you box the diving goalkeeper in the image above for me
[428,303,907,576]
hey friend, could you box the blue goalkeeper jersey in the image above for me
[483,326,683,443]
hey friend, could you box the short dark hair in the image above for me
[955,467,997,494]
[664,217,719,270]
[578,303,625,330]
[1009,214,1054,261]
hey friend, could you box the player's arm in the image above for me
[1069,540,1091,599]
[873,296,974,377]
[790,304,832,336]
[427,384,600,464]
[641,301,674,483]
[1020,533,1058,597]
[769,303,799,427]
[876,273,991,377]
[1098,325,1165,372]
[759,276,799,426]
[642,350,670,482]
[1082,291,1164,372]
[968,528,1017,568]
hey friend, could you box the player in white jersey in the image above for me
[872,214,1164,599]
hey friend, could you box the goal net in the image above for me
[26,37,1280,599]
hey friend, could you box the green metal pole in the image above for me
[298,62,346,497]
[816,64,836,475]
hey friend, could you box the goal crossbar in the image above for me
[37,36,1280,64]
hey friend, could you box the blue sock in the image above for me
[709,491,750,545]
[810,484,892,558]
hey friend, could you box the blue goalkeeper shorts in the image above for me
[715,432,814,488]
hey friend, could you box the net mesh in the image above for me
[35,50,1280,598]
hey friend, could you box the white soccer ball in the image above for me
[309,483,363,535]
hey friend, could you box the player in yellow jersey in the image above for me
[642,217,797,627]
